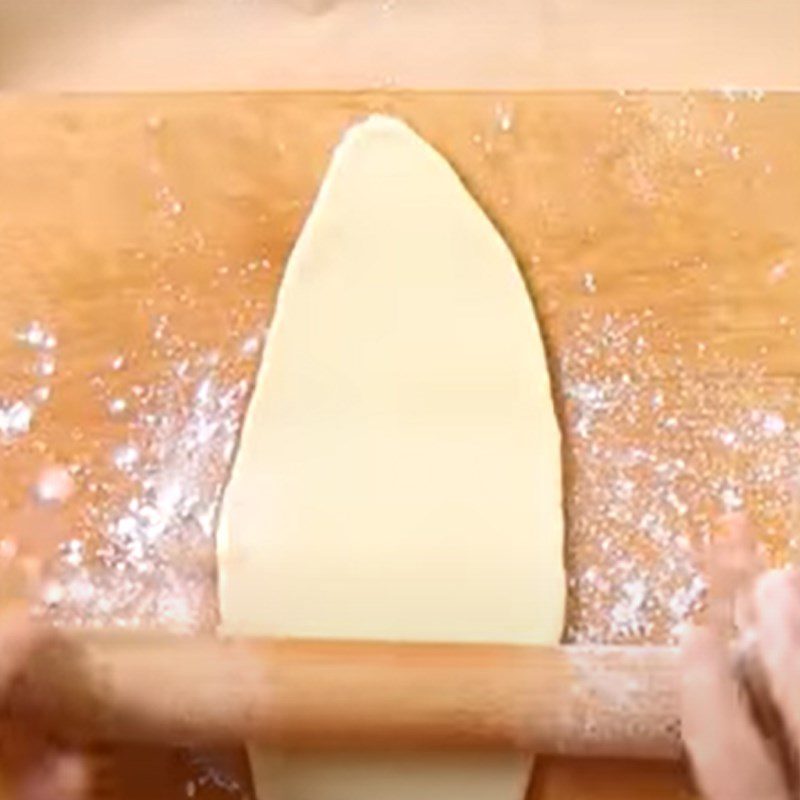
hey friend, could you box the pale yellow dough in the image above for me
[218,116,564,800]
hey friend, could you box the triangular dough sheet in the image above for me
[218,115,564,800]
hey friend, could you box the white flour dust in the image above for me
[1,321,58,442]
[561,310,800,643]
[39,322,266,633]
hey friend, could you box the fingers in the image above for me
[706,512,762,634]
[0,726,90,800]
[0,607,43,691]
[754,570,800,746]
[680,623,788,800]
[18,750,88,800]
[0,610,90,799]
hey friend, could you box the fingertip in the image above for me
[710,512,756,555]
[714,511,748,535]
[0,608,42,688]
[53,752,90,799]
[754,569,800,623]
[19,751,89,800]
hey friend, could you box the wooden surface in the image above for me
[2,91,800,798]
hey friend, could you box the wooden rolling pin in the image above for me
[7,632,681,760]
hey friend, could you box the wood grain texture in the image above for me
[3,90,800,797]
[9,634,681,758]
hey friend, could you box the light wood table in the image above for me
[3,91,800,798]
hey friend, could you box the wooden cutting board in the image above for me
[2,91,800,799]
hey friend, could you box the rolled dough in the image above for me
[218,116,564,800]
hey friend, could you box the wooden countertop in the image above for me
[2,91,800,798]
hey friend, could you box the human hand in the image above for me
[681,515,800,799]
[0,607,87,800]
